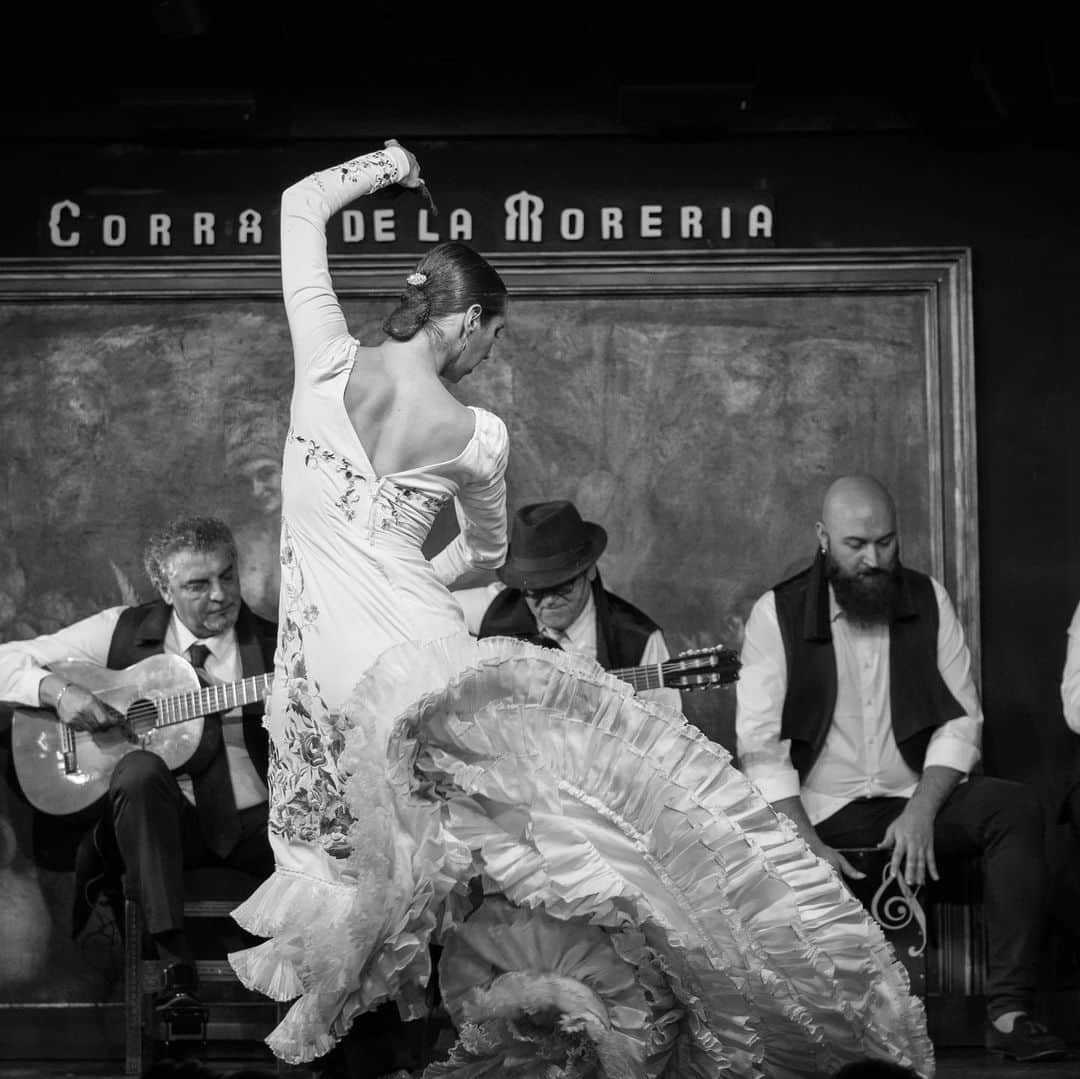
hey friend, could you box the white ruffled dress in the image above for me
[229,146,934,1078]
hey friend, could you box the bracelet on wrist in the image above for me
[53,681,73,713]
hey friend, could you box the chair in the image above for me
[123,866,285,1076]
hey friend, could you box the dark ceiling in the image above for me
[6,4,1079,141]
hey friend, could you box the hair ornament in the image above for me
[406,271,428,287]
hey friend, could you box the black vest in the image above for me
[773,552,966,780]
[477,572,659,670]
[106,599,277,781]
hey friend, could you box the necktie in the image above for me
[187,642,212,673]
[186,642,241,858]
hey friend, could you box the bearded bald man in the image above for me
[735,474,1067,1063]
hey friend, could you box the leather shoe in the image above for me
[154,961,203,1013]
[985,1014,1068,1061]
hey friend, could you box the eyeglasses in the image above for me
[522,577,581,601]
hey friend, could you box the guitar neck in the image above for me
[157,672,274,727]
[608,661,669,692]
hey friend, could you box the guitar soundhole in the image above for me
[125,697,161,743]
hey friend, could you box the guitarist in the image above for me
[0,515,276,1016]
[463,499,682,711]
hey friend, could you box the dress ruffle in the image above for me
[232,634,934,1077]
[426,896,673,1078]
[229,789,473,1063]
[229,634,489,1063]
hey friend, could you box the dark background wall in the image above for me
[3,9,1076,785]
[1,6,1079,1010]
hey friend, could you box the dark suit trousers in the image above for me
[108,749,273,935]
[814,775,1046,1019]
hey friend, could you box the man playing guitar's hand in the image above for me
[38,673,117,732]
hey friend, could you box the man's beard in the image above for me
[826,552,902,626]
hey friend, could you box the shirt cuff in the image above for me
[923,733,980,776]
[743,765,803,804]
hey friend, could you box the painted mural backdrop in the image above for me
[0,288,935,1007]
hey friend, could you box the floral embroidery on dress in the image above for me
[268,436,456,854]
[336,485,367,522]
[333,149,401,192]
[293,431,344,471]
[309,149,401,193]
[267,519,358,859]
[291,429,451,533]
[374,481,452,532]
[291,430,370,521]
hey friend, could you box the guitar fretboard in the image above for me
[153,673,274,728]
[610,662,669,692]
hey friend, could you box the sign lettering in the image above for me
[39,189,775,255]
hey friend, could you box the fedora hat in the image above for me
[497,501,607,591]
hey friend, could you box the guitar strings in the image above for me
[123,673,273,731]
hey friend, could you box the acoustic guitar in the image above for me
[12,643,738,818]
[12,653,272,817]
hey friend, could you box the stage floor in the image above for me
[1,1048,1080,1079]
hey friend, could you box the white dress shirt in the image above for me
[1062,601,1080,734]
[735,576,983,825]
[454,582,682,711]
[0,606,268,810]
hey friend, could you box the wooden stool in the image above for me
[123,866,285,1076]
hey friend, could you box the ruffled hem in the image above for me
[229,851,465,1063]
[366,636,935,1079]
[236,633,934,1076]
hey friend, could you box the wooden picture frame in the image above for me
[0,246,977,668]
[0,247,977,1023]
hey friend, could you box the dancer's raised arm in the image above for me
[280,140,421,369]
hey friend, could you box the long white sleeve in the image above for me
[920,577,982,774]
[281,146,410,369]
[430,412,510,586]
[735,592,804,804]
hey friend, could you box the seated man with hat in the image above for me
[456,500,681,711]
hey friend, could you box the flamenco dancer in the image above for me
[229,140,936,1079]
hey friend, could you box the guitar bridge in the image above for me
[131,724,158,750]
[60,726,79,775]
